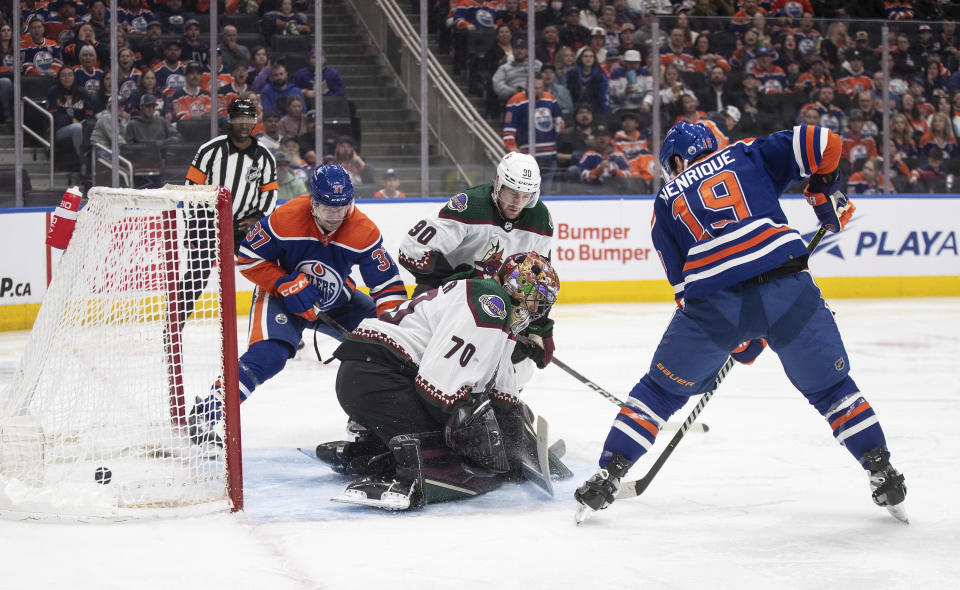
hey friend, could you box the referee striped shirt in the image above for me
[186,134,279,222]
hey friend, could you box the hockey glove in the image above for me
[511,334,554,369]
[805,189,855,233]
[731,338,767,365]
[444,395,510,473]
[275,273,320,322]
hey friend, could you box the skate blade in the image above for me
[886,503,909,524]
[574,503,592,526]
[331,489,411,511]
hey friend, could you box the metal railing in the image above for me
[91,143,134,188]
[347,0,503,187]
[20,98,55,187]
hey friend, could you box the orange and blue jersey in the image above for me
[652,124,842,301]
[502,91,562,158]
[237,196,407,316]
[614,129,648,160]
[21,37,63,75]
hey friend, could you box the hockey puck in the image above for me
[94,467,112,485]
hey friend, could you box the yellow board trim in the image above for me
[2,277,958,332]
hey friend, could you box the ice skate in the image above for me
[187,389,223,449]
[574,453,633,525]
[863,446,908,524]
[331,476,423,510]
[332,434,426,511]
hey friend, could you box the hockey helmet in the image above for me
[659,121,718,181]
[493,152,542,213]
[310,164,354,232]
[310,164,354,207]
[227,98,258,124]
[499,252,559,334]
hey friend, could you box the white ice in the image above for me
[1,298,958,590]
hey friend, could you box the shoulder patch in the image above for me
[478,294,507,320]
[447,192,468,212]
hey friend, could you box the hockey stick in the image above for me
[615,225,828,500]
[310,304,352,364]
[516,335,708,433]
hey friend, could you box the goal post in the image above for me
[0,184,243,520]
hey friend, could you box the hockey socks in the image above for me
[600,375,682,466]
[807,376,887,466]
[237,340,291,401]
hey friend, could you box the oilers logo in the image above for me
[296,260,345,309]
[120,79,139,99]
[189,99,209,115]
[478,294,507,319]
[475,8,496,28]
[166,73,187,93]
[32,50,55,73]
[84,79,101,97]
[535,107,554,132]
[130,16,150,34]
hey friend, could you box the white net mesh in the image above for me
[0,185,237,520]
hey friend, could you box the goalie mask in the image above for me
[499,252,559,334]
[493,152,541,220]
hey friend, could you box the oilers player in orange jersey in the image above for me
[575,121,908,524]
[188,164,408,445]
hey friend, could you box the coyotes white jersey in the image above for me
[343,279,518,412]
[398,184,554,288]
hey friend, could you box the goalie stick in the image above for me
[615,226,828,500]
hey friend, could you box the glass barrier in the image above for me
[2,5,958,204]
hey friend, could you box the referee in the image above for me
[186,97,279,250]
[180,97,278,321]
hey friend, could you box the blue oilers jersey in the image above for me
[237,196,407,315]
[653,124,841,302]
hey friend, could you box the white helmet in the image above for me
[493,152,541,209]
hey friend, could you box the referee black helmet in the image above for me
[227,98,258,121]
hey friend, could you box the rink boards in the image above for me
[1,194,959,331]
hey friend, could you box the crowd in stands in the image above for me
[3,0,960,196]
[0,0,375,194]
[440,0,960,194]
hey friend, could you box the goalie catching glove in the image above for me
[275,273,320,321]
[444,394,510,473]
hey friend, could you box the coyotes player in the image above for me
[398,152,556,376]
[324,252,560,510]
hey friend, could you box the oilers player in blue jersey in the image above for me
[574,121,908,523]
[188,164,408,445]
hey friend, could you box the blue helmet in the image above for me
[659,121,718,180]
[310,164,354,207]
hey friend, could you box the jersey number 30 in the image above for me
[671,170,750,241]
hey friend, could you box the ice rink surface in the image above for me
[1,298,958,590]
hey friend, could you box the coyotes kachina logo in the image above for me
[475,240,505,277]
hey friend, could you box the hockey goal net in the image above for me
[0,185,242,520]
